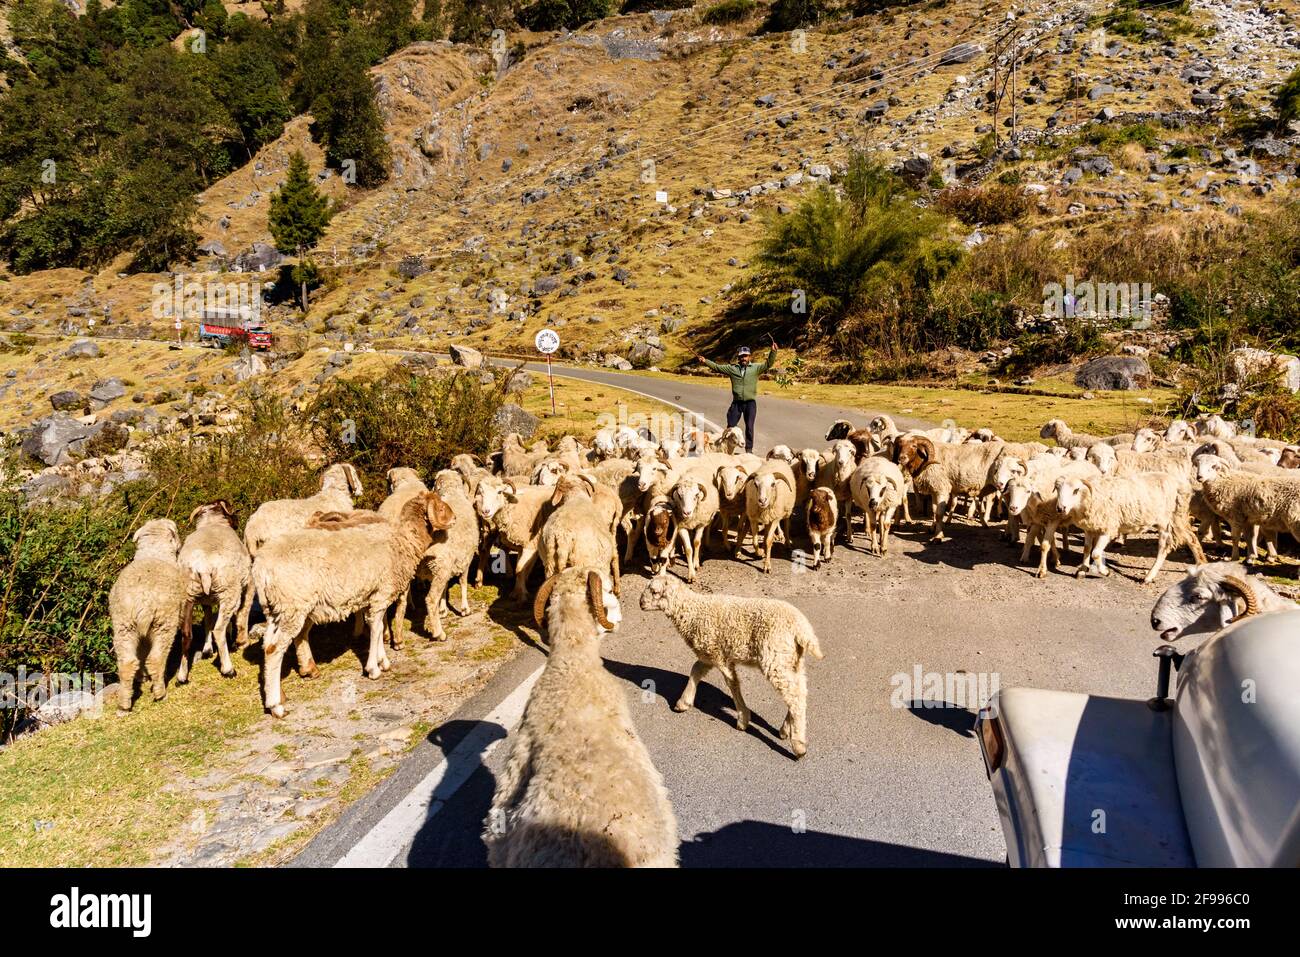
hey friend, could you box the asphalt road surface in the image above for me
[295,363,1175,868]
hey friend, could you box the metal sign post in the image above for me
[534,328,560,415]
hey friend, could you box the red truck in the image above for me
[198,321,274,351]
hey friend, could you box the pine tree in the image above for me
[268,151,332,306]
[310,46,391,189]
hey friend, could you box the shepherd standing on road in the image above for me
[694,339,778,454]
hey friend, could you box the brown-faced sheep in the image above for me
[109,519,188,712]
[805,487,838,567]
[253,492,454,718]
[485,567,677,868]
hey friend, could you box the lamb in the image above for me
[243,463,364,557]
[177,500,251,682]
[813,440,857,539]
[739,459,797,573]
[253,491,455,717]
[1150,561,1298,642]
[485,567,677,868]
[538,474,620,595]
[847,456,906,556]
[1002,458,1099,577]
[639,575,823,758]
[1053,473,1206,582]
[805,487,838,567]
[474,477,555,601]
[108,519,188,712]
[641,495,677,575]
[669,467,721,583]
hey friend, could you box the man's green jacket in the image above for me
[702,347,777,401]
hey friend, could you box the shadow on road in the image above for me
[602,656,793,758]
[905,700,977,738]
[403,719,502,868]
[680,820,1000,867]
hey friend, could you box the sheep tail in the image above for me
[797,625,824,662]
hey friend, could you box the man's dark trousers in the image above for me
[726,398,757,453]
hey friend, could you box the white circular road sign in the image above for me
[534,328,560,355]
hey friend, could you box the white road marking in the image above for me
[334,665,543,868]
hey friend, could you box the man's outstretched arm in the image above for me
[697,354,729,373]
[754,345,778,375]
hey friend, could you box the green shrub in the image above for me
[307,366,510,504]
[935,184,1033,225]
[702,0,755,25]
[1275,65,1300,132]
[762,0,826,32]
[998,321,1106,378]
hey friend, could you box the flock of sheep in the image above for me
[106,406,1300,866]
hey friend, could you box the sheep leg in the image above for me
[731,517,748,559]
[390,590,408,649]
[201,605,216,657]
[145,629,170,702]
[625,514,646,563]
[1144,526,1173,584]
[1090,534,1113,577]
[177,600,195,685]
[425,573,452,641]
[762,522,778,574]
[115,638,140,712]
[474,535,493,587]
[211,598,237,677]
[1019,525,1037,564]
[364,608,390,678]
[236,577,256,648]
[1228,521,1246,561]
[291,622,318,678]
[691,526,705,581]
[930,497,949,542]
[769,665,809,759]
[261,616,302,718]
[459,573,472,614]
[716,663,751,731]
[881,508,896,556]
[510,543,539,602]
[673,660,712,713]
[676,527,695,582]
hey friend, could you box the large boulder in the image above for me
[89,377,126,408]
[627,340,666,368]
[1228,347,1300,393]
[1073,356,1151,391]
[232,353,268,382]
[491,402,539,438]
[49,390,84,412]
[939,42,982,66]
[66,339,100,359]
[449,344,484,369]
[21,415,99,466]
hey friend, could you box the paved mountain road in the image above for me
[295,363,1173,868]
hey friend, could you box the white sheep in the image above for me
[177,500,251,682]
[739,459,797,573]
[713,463,751,551]
[108,519,188,712]
[848,456,906,556]
[413,470,481,642]
[474,477,555,602]
[538,474,620,595]
[669,467,721,583]
[253,492,455,717]
[1197,459,1300,561]
[639,575,823,758]
[1149,561,1298,641]
[485,566,677,868]
[1054,472,1206,582]
[243,463,363,558]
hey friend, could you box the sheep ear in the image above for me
[533,574,559,628]
[549,484,565,506]
[586,571,615,630]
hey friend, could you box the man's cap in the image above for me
[736,346,751,357]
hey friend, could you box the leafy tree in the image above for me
[762,0,826,32]
[309,46,391,188]
[268,152,333,306]
[215,40,294,159]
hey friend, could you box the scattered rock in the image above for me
[449,344,484,369]
[1073,355,1151,391]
